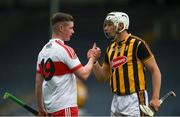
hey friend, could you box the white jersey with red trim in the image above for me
[36,38,82,113]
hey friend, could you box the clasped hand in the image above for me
[87,43,101,61]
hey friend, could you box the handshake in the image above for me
[87,43,101,62]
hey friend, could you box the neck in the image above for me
[114,31,128,42]
[52,33,62,40]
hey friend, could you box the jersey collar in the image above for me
[114,33,131,46]
[51,38,64,44]
[122,33,131,44]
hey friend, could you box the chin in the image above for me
[65,38,71,41]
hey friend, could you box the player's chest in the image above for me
[107,43,134,68]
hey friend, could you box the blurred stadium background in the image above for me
[0,0,180,116]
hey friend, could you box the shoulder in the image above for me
[55,40,77,59]
[130,35,145,43]
[128,34,149,48]
[106,42,116,51]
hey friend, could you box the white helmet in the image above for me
[104,11,129,33]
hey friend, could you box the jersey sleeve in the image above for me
[60,45,82,72]
[137,41,154,63]
[103,46,110,65]
[104,52,109,64]
[36,52,43,74]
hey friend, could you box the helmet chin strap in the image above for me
[111,25,125,42]
[104,22,125,41]
[111,32,119,42]
[116,22,125,33]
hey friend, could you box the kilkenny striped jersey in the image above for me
[104,34,154,95]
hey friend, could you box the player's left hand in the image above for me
[150,98,161,111]
[87,43,101,60]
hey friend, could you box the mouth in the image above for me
[105,32,110,35]
[106,32,114,37]
[70,35,73,38]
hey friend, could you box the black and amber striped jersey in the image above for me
[104,34,154,95]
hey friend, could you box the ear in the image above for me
[58,24,64,32]
[118,23,124,30]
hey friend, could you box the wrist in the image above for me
[93,60,98,65]
[151,95,159,100]
[94,61,97,64]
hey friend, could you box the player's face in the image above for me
[103,21,116,38]
[61,21,74,41]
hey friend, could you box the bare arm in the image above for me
[93,62,111,83]
[144,57,161,111]
[74,57,96,81]
[74,43,101,81]
[86,43,110,83]
[35,73,48,115]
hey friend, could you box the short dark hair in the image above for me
[51,12,74,26]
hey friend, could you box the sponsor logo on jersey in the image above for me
[111,56,127,68]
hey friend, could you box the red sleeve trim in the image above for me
[36,64,43,74]
[36,70,41,74]
[70,64,83,72]
[37,62,82,76]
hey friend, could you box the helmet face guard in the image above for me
[103,12,129,39]
[103,20,116,39]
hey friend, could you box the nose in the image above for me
[104,26,108,32]
[72,29,74,34]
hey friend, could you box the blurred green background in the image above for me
[0,0,180,116]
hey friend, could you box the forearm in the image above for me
[77,57,95,80]
[93,62,109,83]
[35,74,45,110]
[35,85,44,109]
[144,58,161,100]
[151,69,161,99]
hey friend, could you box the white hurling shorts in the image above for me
[111,90,148,117]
